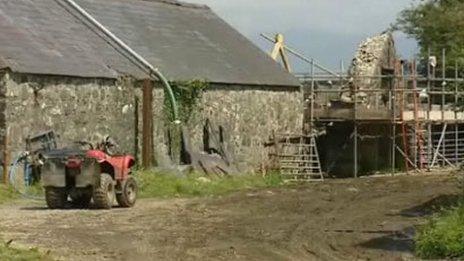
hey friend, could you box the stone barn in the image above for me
[0,0,302,171]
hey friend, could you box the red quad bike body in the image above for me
[41,138,138,210]
[86,150,135,181]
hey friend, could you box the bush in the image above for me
[415,204,464,259]
[135,171,284,199]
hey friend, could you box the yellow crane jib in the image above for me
[270,33,292,73]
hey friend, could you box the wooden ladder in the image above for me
[407,125,429,170]
[396,59,412,172]
[278,134,324,182]
[411,60,428,170]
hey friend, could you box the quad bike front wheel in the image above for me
[93,173,115,209]
[116,176,138,208]
[45,187,67,209]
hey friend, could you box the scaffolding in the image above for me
[262,34,464,177]
[297,48,464,177]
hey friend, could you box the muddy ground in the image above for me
[0,173,460,261]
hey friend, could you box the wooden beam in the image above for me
[2,128,8,184]
[270,34,291,73]
[142,79,154,169]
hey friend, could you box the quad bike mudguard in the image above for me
[41,149,100,188]
[86,150,135,180]
[74,159,100,188]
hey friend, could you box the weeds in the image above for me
[135,171,284,199]
[2,170,284,200]
[0,185,19,205]
[415,202,464,259]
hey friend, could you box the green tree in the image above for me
[395,0,464,71]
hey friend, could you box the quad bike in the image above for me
[41,136,137,209]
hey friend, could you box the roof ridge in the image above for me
[0,0,299,86]
[137,0,209,10]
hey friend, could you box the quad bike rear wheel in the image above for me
[116,176,138,208]
[93,173,115,209]
[45,187,67,209]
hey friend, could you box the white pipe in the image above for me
[62,0,154,73]
[261,33,340,78]
[59,0,180,123]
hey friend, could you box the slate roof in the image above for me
[0,0,300,87]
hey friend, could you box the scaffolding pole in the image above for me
[392,100,397,175]
[442,49,446,122]
[354,77,358,178]
[392,61,398,176]
[300,47,464,176]
[261,33,340,77]
[455,61,459,164]
[427,48,433,168]
[431,124,448,167]
[413,59,427,170]
[310,59,315,132]
[442,49,447,167]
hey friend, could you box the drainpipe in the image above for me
[59,0,180,124]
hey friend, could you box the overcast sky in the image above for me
[185,0,419,72]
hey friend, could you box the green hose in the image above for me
[152,69,180,124]
[59,0,180,124]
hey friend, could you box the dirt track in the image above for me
[0,173,460,261]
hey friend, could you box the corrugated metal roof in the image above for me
[0,0,300,87]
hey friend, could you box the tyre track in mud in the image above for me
[0,173,459,260]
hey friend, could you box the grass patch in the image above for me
[135,171,284,198]
[415,203,464,259]
[23,184,44,198]
[0,242,52,261]
[0,185,19,205]
[0,183,42,205]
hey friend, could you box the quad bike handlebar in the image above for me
[75,136,119,155]
[75,141,94,150]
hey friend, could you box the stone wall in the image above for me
[349,33,396,90]
[188,85,303,171]
[343,33,396,106]
[2,72,303,172]
[150,84,303,172]
[2,72,137,156]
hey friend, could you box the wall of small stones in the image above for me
[2,72,137,157]
[188,85,303,171]
[349,33,396,90]
[2,72,303,172]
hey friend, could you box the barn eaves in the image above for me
[0,0,300,88]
